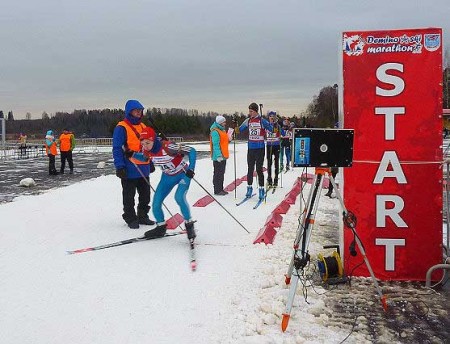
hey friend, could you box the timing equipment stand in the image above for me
[281,168,387,332]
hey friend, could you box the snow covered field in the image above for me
[1,142,448,343]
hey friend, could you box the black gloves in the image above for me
[116,168,127,179]
[150,162,156,173]
[185,169,195,179]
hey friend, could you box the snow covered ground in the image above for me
[1,142,448,343]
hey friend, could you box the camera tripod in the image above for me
[281,168,387,332]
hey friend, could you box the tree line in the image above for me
[11,71,450,140]
[1,106,310,140]
[1,108,225,140]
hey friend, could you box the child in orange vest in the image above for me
[45,130,58,175]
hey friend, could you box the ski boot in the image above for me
[258,186,265,200]
[267,178,273,188]
[245,185,253,198]
[185,220,196,240]
[144,222,167,239]
[273,179,278,188]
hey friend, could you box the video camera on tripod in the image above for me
[291,128,354,168]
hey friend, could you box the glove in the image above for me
[116,168,127,179]
[217,156,224,162]
[185,169,195,179]
[150,162,156,173]
[124,150,134,158]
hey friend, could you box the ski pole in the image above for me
[138,123,249,233]
[233,127,237,199]
[147,116,168,141]
[185,168,250,234]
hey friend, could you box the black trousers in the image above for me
[266,145,280,182]
[121,177,151,223]
[48,154,57,175]
[60,151,74,172]
[247,148,265,187]
[213,160,227,193]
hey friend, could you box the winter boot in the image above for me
[273,178,278,187]
[185,220,196,240]
[127,219,140,229]
[258,186,265,200]
[139,215,156,226]
[325,190,332,198]
[286,165,290,171]
[267,178,273,187]
[245,185,253,198]
[144,222,167,239]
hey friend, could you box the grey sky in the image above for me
[1,0,449,119]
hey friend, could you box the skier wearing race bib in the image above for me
[235,102,273,200]
[128,126,197,240]
[266,111,281,187]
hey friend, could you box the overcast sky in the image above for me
[1,0,449,119]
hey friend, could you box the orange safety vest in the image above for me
[210,128,229,159]
[59,133,73,152]
[117,120,148,164]
[45,141,57,156]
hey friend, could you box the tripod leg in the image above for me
[282,173,325,332]
[281,272,300,332]
[285,174,323,284]
[329,173,388,310]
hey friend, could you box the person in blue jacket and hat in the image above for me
[112,99,156,229]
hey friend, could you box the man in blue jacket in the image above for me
[112,99,155,229]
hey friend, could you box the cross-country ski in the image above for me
[236,193,256,206]
[67,231,187,255]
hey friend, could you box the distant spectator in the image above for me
[45,130,58,175]
[59,129,75,174]
[18,132,27,157]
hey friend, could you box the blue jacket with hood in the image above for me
[112,100,152,179]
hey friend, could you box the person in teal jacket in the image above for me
[210,115,230,195]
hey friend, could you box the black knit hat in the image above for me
[248,103,259,112]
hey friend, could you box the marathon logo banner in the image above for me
[342,28,443,281]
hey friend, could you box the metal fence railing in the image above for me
[0,137,184,160]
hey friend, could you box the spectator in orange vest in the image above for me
[112,100,156,229]
[209,115,230,195]
[45,130,58,175]
[59,128,75,174]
